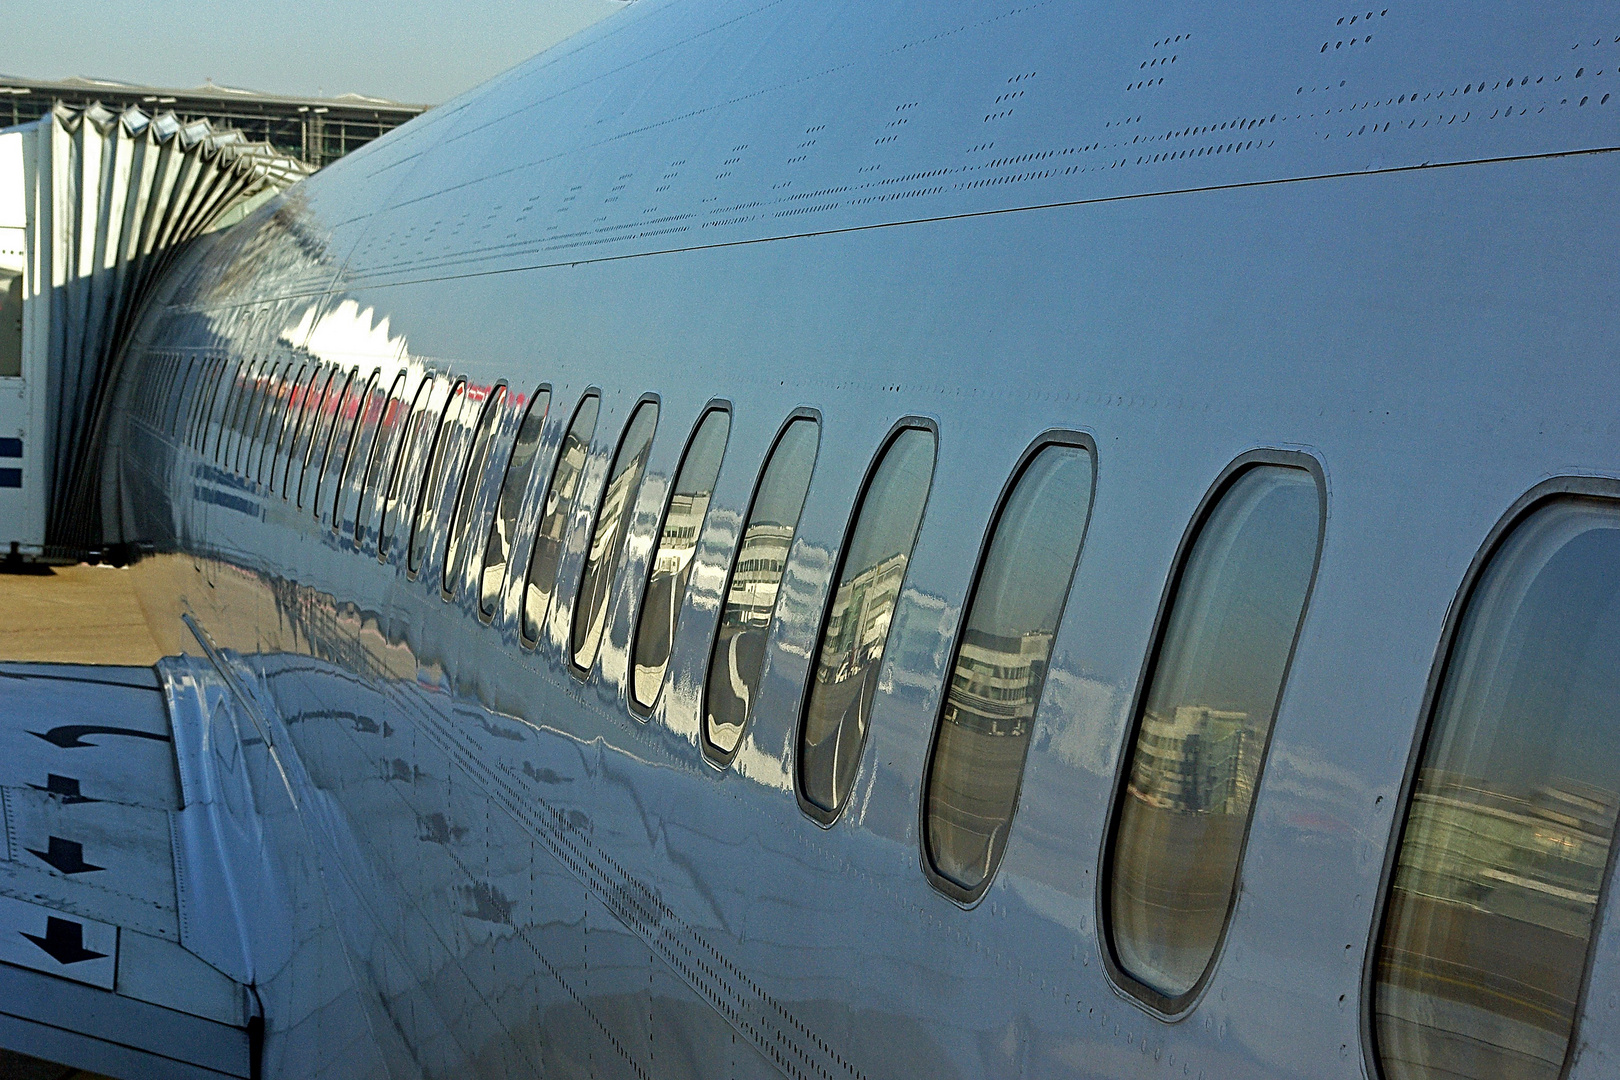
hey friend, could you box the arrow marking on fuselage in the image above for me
[27,837,104,875]
[29,724,171,749]
[29,774,95,803]
[22,917,106,964]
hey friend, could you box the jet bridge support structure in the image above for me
[0,103,310,563]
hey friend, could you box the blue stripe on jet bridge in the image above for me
[0,468,20,488]
[0,438,20,458]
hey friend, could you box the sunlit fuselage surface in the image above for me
[93,1,1620,1078]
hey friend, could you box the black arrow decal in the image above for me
[29,725,170,749]
[28,774,95,804]
[27,837,104,875]
[22,917,106,965]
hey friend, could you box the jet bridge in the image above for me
[0,103,310,564]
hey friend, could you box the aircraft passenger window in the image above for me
[232,360,267,471]
[442,384,508,596]
[571,400,659,673]
[268,365,310,491]
[799,425,936,822]
[407,379,467,577]
[291,366,336,506]
[703,416,820,762]
[922,437,1094,903]
[521,393,600,646]
[330,370,380,525]
[631,408,731,710]
[313,368,365,518]
[1106,461,1322,1008]
[159,357,179,426]
[183,359,205,447]
[162,357,189,436]
[1373,495,1620,1080]
[232,362,270,474]
[215,360,253,464]
[246,364,285,479]
[478,385,551,617]
[379,376,435,560]
[355,373,408,542]
[260,364,301,484]
[215,359,249,463]
[189,358,220,450]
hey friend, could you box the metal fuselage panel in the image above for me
[102,2,1620,1078]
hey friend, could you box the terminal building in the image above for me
[0,74,427,168]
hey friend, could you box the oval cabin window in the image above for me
[799,424,936,823]
[378,376,434,555]
[443,384,508,596]
[291,366,336,507]
[310,367,361,515]
[631,407,730,711]
[1374,496,1620,1080]
[922,437,1093,903]
[353,373,408,542]
[522,392,600,646]
[1106,461,1322,1008]
[572,400,659,673]
[704,416,820,762]
[407,379,467,576]
[479,385,551,617]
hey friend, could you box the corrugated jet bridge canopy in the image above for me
[0,102,311,561]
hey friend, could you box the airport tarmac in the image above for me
[0,564,162,666]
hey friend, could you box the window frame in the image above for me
[378,375,437,564]
[166,356,198,438]
[332,369,383,529]
[290,365,336,506]
[1097,447,1326,1017]
[406,377,469,581]
[231,360,269,474]
[518,388,603,651]
[918,429,1097,906]
[186,357,218,449]
[700,407,823,769]
[476,382,552,624]
[215,358,253,465]
[354,371,410,545]
[248,362,287,482]
[265,363,308,490]
[1360,474,1620,1080]
[627,400,732,718]
[310,367,361,518]
[795,415,938,827]
[441,381,509,600]
[569,392,662,679]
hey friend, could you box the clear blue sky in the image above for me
[3,0,625,105]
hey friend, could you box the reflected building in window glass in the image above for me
[923,438,1094,901]
[1106,462,1321,1006]
[800,425,935,819]
[1128,705,1257,815]
[705,416,818,759]
[632,407,729,710]
[1375,495,1620,1080]
[946,628,1053,738]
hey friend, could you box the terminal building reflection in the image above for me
[1126,705,1256,815]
